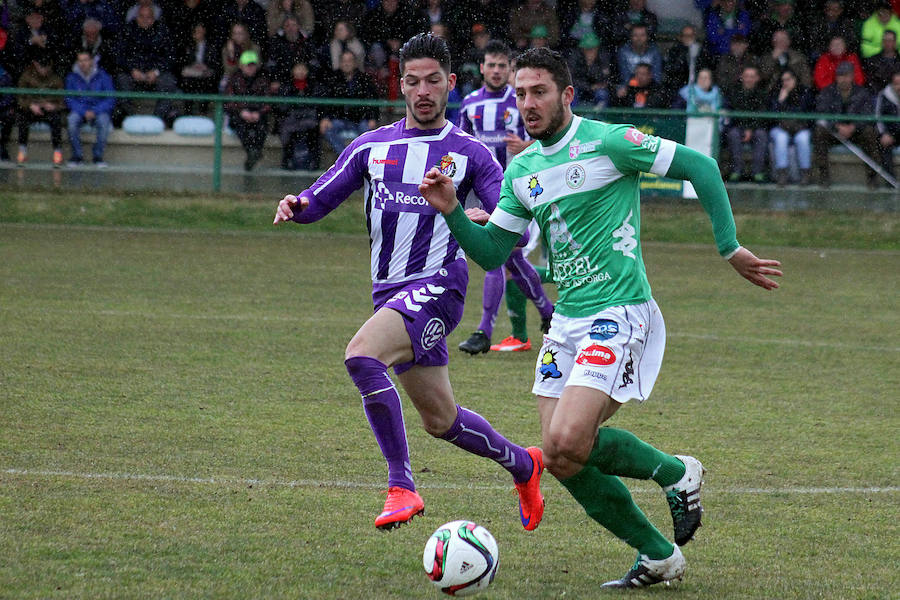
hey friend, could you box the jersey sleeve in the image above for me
[487,169,533,235]
[459,100,473,133]
[292,142,365,223]
[603,123,677,177]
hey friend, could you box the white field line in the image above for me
[3,468,898,495]
[2,307,898,353]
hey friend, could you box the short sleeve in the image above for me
[604,123,677,177]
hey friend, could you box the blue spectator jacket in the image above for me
[65,64,116,116]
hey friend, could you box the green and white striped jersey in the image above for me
[489,115,678,318]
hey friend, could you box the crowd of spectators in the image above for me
[0,0,899,184]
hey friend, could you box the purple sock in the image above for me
[478,267,505,338]
[508,252,554,319]
[441,405,533,483]
[345,356,415,491]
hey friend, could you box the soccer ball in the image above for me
[422,520,499,596]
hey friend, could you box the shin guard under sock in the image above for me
[588,427,686,487]
[440,405,532,483]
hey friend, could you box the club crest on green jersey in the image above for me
[566,164,586,189]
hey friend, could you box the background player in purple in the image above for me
[273,33,545,532]
[458,40,555,355]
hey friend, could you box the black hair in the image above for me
[514,47,572,91]
[482,39,511,61]
[399,32,451,74]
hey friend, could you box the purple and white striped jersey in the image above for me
[292,118,503,289]
[459,84,526,169]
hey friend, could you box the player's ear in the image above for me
[563,85,575,106]
[447,72,457,91]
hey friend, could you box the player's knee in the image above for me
[420,410,455,438]
[545,426,591,467]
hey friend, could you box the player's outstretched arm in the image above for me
[727,247,782,290]
[420,168,520,271]
[273,194,309,225]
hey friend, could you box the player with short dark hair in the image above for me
[457,39,554,354]
[274,33,545,532]
[421,46,782,588]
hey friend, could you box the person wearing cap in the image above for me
[813,35,865,90]
[813,60,881,188]
[861,1,900,58]
[15,47,65,167]
[224,49,272,171]
[528,24,550,49]
[568,31,612,107]
[510,0,559,50]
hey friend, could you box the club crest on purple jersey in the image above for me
[438,154,457,177]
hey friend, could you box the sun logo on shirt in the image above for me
[438,154,457,177]
[528,175,543,198]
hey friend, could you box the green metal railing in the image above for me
[4,86,900,191]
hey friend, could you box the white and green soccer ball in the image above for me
[423,520,499,596]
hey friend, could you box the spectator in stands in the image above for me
[673,67,723,112]
[616,22,662,86]
[813,61,881,188]
[874,69,900,179]
[0,64,14,161]
[724,65,768,182]
[662,23,714,98]
[124,0,162,23]
[13,9,65,74]
[860,1,900,59]
[323,20,365,73]
[314,0,365,48]
[715,33,757,95]
[222,0,267,53]
[266,0,314,39]
[361,0,428,59]
[749,0,805,56]
[607,0,658,50]
[60,0,119,38]
[267,15,310,91]
[758,28,811,91]
[115,5,181,125]
[224,49,271,171]
[704,0,752,56]
[178,22,219,115]
[15,47,64,167]
[277,60,320,170]
[510,0,559,51]
[864,30,900,92]
[768,68,814,185]
[0,22,13,77]
[808,0,859,62]
[221,21,262,86]
[568,31,611,107]
[21,0,67,50]
[455,0,507,43]
[559,0,604,52]
[527,24,550,49]
[76,17,117,76]
[456,22,491,97]
[612,61,669,109]
[319,49,378,154]
[64,49,114,166]
[814,35,865,90]
[166,0,220,59]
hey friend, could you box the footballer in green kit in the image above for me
[420,47,782,589]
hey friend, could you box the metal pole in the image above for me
[213,99,224,193]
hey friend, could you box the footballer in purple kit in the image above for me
[273,33,545,532]
[457,40,554,355]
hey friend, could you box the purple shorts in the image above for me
[371,258,469,375]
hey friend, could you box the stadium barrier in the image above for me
[3,87,900,193]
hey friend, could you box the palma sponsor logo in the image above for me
[575,344,616,366]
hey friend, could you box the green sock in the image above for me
[505,279,528,341]
[588,427,686,487]
[534,265,552,284]
[560,466,674,559]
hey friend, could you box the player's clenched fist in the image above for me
[273,194,307,224]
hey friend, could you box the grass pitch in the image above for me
[0,191,897,599]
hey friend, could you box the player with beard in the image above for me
[273,33,545,533]
[457,40,555,355]
[421,47,782,588]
